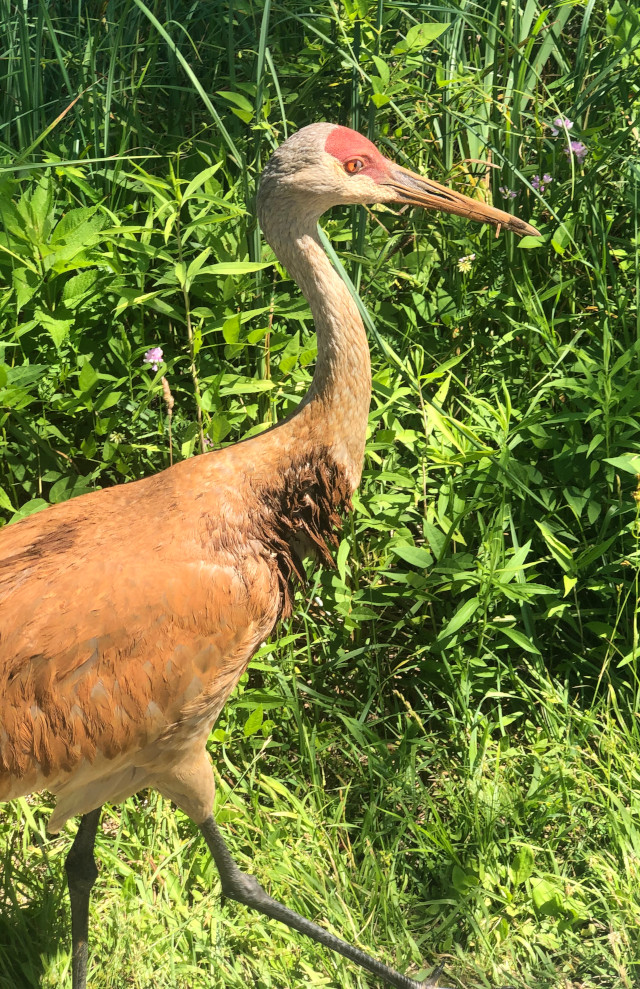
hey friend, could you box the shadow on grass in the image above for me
[0,854,69,989]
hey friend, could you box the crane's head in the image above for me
[258,122,540,238]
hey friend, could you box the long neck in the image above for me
[262,210,372,491]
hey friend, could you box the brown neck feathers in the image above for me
[253,452,352,618]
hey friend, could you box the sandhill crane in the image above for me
[0,123,538,989]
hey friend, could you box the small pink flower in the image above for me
[531,174,552,193]
[143,347,164,371]
[564,140,588,164]
[550,116,573,137]
[498,186,518,200]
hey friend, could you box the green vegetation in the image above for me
[1,1,639,986]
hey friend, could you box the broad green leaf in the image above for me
[174,261,187,288]
[531,877,564,915]
[94,391,122,413]
[0,486,13,511]
[182,164,223,203]
[501,627,541,654]
[50,207,104,247]
[35,309,73,348]
[551,218,575,255]
[510,846,535,885]
[424,522,447,560]
[28,176,55,241]
[209,414,231,445]
[604,454,640,475]
[452,865,478,892]
[404,22,448,49]
[9,499,49,524]
[337,539,350,583]
[180,422,199,459]
[114,289,166,316]
[343,0,370,20]
[49,476,93,504]
[216,91,253,124]
[223,314,241,344]
[234,691,287,710]
[0,385,37,410]
[535,521,575,574]
[200,261,272,275]
[392,543,433,569]
[13,268,40,310]
[185,248,212,288]
[78,361,98,393]
[436,597,480,642]
[500,541,532,583]
[517,235,547,249]
[217,92,253,113]
[279,353,298,375]
[63,269,99,304]
[617,650,639,669]
[563,485,589,520]
[243,705,263,737]
[371,55,390,86]
[219,375,274,395]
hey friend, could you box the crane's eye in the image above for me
[344,158,364,174]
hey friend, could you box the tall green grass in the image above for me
[0,1,639,987]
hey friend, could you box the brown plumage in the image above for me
[0,445,350,824]
[0,123,538,989]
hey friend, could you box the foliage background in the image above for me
[1,0,639,987]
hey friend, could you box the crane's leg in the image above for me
[65,807,101,989]
[200,814,449,989]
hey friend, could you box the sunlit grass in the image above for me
[1,671,638,988]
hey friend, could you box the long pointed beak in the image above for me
[383,163,540,238]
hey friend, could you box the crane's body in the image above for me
[0,123,538,989]
[0,408,354,831]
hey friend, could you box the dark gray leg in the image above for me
[65,807,101,989]
[200,814,448,989]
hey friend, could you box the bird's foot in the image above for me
[202,816,458,989]
[418,962,453,989]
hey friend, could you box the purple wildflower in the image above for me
[143,346,164,372]
[531,173,552,194]
[550,116,573,137]
[498,186,518,200]
[564,140,588,164]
